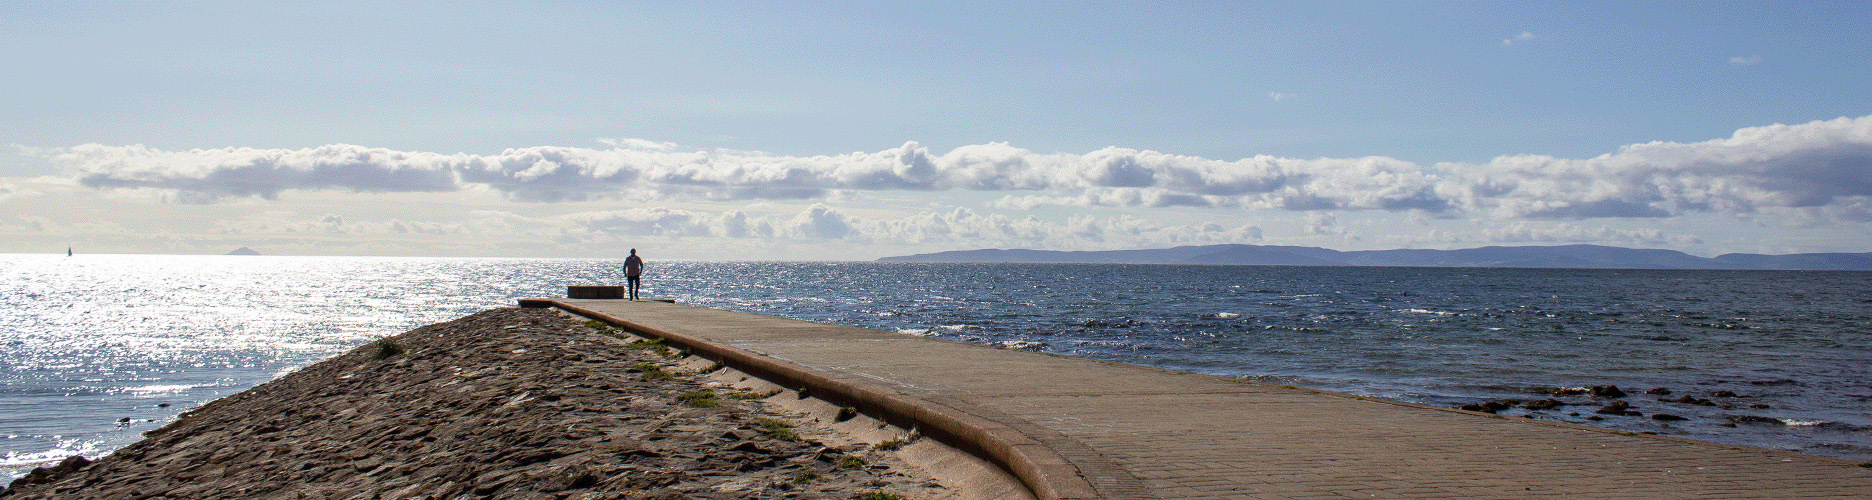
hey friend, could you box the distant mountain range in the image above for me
[876,244,1872,270]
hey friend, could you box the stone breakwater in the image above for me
[0,308,952,499]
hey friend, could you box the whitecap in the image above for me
[124,384,200,394]
[0,438,102,468]
[996,341,1046,351]
[1405,308,1457,317]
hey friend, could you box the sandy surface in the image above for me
[0,308,966,499]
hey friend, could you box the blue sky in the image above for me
[4,1,1871,259]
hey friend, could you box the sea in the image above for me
[3,254,1870,482]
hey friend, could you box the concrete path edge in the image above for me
[527,298,1100,500]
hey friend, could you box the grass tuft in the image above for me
[872,439,906,451]
[837,455,866,469]
[725,388,781,400]
[627,337,672,356]
[835,406,859,423]
[369,338,406,361]
[758,418,799,441]
[855,492,905,500]
[678,390,720,408]
[791,470,821,484]
[633,362,674,381]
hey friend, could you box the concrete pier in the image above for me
[539,298,1872,500]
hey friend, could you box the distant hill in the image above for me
[877,244,1872,271]
[226,247,261,256]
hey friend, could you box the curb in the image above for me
[534,299,1101,500]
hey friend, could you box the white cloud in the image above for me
[1268,91,1294,101]
[39,115,1872,229]
[543,205,1264,252]
[1502,31,1535,46]
[1729,55,1763,65]
[1451,115,1872,221]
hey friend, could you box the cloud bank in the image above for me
[42,115,1872,224]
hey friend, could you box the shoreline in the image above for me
[2,308,1018,499]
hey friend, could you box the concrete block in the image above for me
[567,286,624,299]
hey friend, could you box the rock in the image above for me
[1645,387,1671,395]
[1594,401,1637,415]
[1652,414,1689,421]
[7,455,91,490]
[1460,400,1517,414]
[1522,399,1565,411]
[1709,390,1739,398]
[1749,403,1772,409]
[1730,415,1784,425]
[1673,395,1716,406]
[1589,385,1627,398]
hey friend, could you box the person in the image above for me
[621,248,644,301]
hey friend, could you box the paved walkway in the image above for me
[547,299,1872,499]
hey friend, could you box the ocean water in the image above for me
[3,255,1869,482]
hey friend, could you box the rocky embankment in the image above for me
[1,308,950,499]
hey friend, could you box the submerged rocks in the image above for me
[1594,401,1642,417]
[1729,415,1785,426]
[1522,399,1566,411]
[1589,385,1628,399]
[1459,400,1519,414]
[1670,395,1717,406]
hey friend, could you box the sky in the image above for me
[4,1,1871,260]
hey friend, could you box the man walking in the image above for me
[622,248,644,301]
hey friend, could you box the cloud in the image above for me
[54,144,462,203]
[1729,55,1763,65]
[546,205,1263,251]
[1268,91,1294,101]
[41,115,1872,227]
[596,138,679,151]
[1503,31,1535,46]
[1453,115,1872,220]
